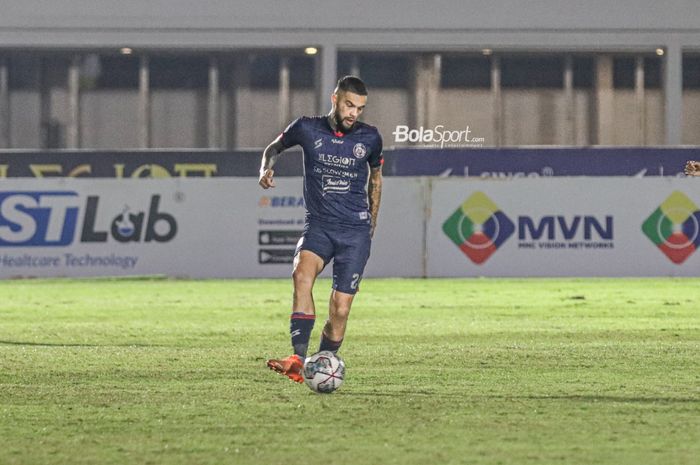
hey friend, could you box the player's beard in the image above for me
[333,108,355,134]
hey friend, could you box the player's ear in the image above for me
[331,92,338,106]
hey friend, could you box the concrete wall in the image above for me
[2,1,700,53]
[683,91,700,145]
[0,85,677,149]
[4,1,700,35]
[81,90,140,148]
[2,1,699,147]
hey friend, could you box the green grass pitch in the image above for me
[1,277,698,465]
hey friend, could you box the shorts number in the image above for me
[350,273,361,290]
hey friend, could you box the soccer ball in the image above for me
[303,351,345,393]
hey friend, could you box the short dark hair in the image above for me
[335,75,368,96]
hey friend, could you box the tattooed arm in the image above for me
[259,135,286,189]
[368,166,383,238]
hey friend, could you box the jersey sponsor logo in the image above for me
[313,166,358,180]
[353,143,367,159]
[314,138,323,149]
[322,176,350,194]
[331,138,344,144]
[317,153,357,168]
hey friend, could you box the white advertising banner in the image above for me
[2,177,699,279]
[427,177,700,277]
[0,177,425,279]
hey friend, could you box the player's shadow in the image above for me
[342,389,449,398]
[344,391,698,404]
[511,394,700,404]
[0,340,163,348]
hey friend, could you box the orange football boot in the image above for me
[266,354,304,383]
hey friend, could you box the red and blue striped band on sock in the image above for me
[290,312,315,358]
[290,312,316,320]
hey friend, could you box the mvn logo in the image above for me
[0,191,177,246]
[443,192,515,264]
[519,216,613,240]
[642,191,700,264]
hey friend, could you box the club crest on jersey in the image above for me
[353,143,367,159]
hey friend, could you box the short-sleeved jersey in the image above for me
[280,116,383,226]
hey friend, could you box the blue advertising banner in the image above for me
[1,147,698,178]
[0,150,301,178]
[381,147,699,178]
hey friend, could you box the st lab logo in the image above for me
[0,191,177,246]
[642,191,700,264]
[443,192,614,264]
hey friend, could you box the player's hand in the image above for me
[684,160,700,177]
[259,169,275,189]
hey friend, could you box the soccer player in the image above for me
[259,76,383,383]
[685,160,700,176]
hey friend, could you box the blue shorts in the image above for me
[295,220,372,295]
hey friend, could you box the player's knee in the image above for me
[292,267,314,289]
[330,297,352,319]
[331,306,350,321]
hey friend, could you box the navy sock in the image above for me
[290,312,315,359]
[319,330,343,354]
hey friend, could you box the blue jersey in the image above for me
[280,116,383,226]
